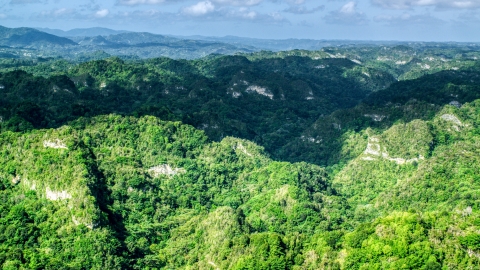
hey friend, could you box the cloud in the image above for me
[372,0,480,10]
[229,8,258,19]
[9,0,43,4]
[179,1,285,22]
[107,9,176,24]
[283,5,324,14]
[182,1,215,16]
[214,7,287,22]
[324,1,368,25]
[118,0,266,7]
[286,0,305,4]
[180,5,288,23]
[30,7,110,21]
[374,13,445,25]
[453,11,480,24]
[0,13,23,20]
[211,0,263,6]
[30,8,81,21]
[95,9,110,18]
[116,0,167,5]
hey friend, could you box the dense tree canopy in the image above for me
[1,45,480,269]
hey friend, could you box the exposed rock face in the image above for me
[43,139,68,149]
[362,136,424,165]
[364,114,386,122]
[46,187,72,200]
[72,216,96,229]
[246,85,274,100]
[441,114,463,131]
[148,164,186,177]
[419,63,431,69]
[440,114,463,126]
[364,137,381,156]
[234,142,252,157]
[12,175,20,185]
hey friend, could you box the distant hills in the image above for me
[177,35,400,51]
[34,26,387,51]
[0,25,77,48]
[36,27,130,37]
[0,25,257,60]
[1,25,480,61]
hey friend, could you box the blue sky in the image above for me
[1,0,479,41]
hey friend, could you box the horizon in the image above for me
[1,0,480,42]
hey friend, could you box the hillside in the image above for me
[280,62,480,166]
[1,102,480,268]
[0,25,258,60]
[1,45,480,269]
[175,35,391,52]
[0,55,396,165]
[0,26,77,48]
[2,53,480,167]
[320,44,480,80]
[0,115,343,268]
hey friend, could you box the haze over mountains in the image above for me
[36,27,131,37]
[2,25,477,61]
[0,26,77,48]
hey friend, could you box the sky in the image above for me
[0,0,479,41]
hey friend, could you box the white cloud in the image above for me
[9,0,43,4]
[372,0,480,10]
[453,11,480,23]
[116,0,166,5]
[283,5,324,14]
[179,5,288,23]
[286,0,305,4]
[324,2,368,25]
[374,13,445,25]
[236,9,258,19]
[225,8,286,22]
[53,8,72,16]
[340,1,356,14]
[211,0,263,6]
[95,9,110,18]
[0,13,23,20]
[30,8,82,21]
[106,9,176,23]
[183,1,215,16]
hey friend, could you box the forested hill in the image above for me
[0,25,256,60]
[0,26,77,48]
[0,54,396,166]
[1,101,480,269]
[281,64,480,166]
[2,52,480,166]
[1,46,480,269]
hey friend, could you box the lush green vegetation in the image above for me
[0,54,397,167]
[1,44,480,269]
[2,102,480,268]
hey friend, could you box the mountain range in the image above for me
[6,25,478,61]
[36,27,130,37]
[0,25,77,48]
